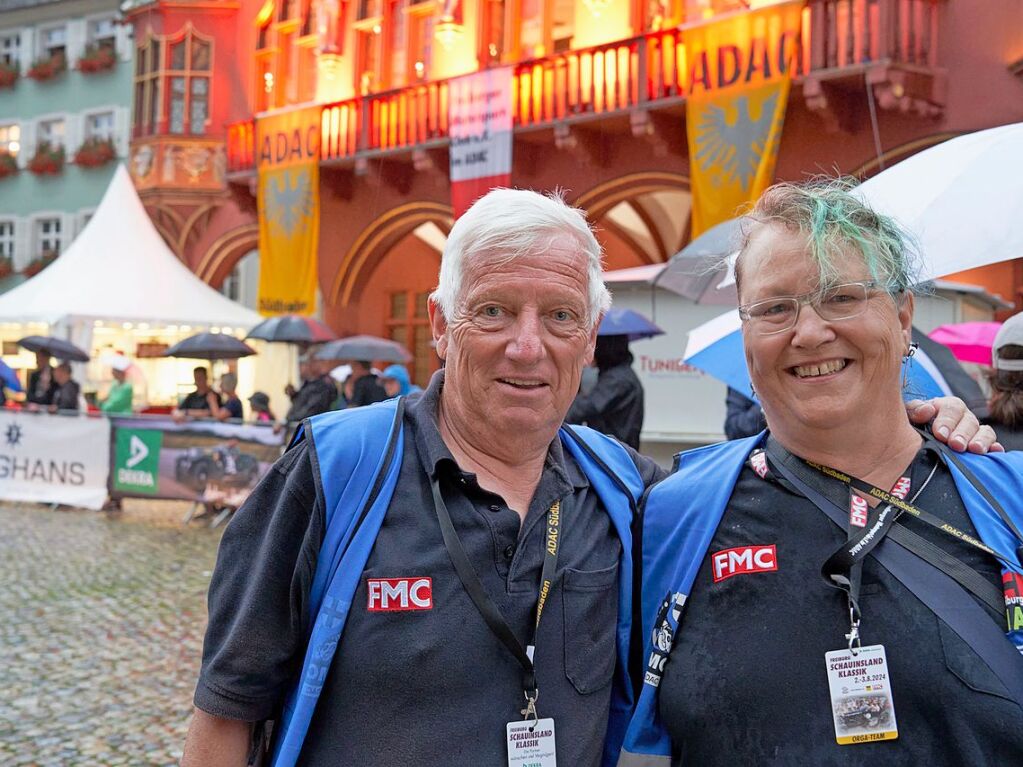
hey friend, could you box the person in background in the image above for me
[284,354,336,422]
[566,333,645,449]
[344,359,388,408]
[723,386,767,439]
[27,350,57,408]
[99,356,134,414]
[48,362,80,413]
[212,372,243,421]
[247,391,275,424]
[175,367,222,420]
[379,364,422,398]
[985,313,1023,451]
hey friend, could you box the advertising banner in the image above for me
[256,105,322,316]
[684,1,803,236]
[0,411,111,510]
[448,67,513,217]
[109,418,285,507]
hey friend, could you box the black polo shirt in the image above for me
[658,441,1023,766]
[195,372,664,766]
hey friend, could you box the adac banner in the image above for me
[448,66,513,218]
[0,410,111,510]
[256,105,321,316]
[684,1,803,236]
[109,417,285,506]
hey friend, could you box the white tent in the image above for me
[0,164,261,327]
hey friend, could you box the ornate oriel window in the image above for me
[133,27,213,137]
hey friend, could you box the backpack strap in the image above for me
[558,425,644,767]
[270,399,406,767]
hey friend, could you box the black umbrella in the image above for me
[315,335,412,363]
[18,335,90,362]
[163,332,257,360]
[245,314,337,345]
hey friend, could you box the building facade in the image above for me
[121,0,1023,384]
[0,0,133,281]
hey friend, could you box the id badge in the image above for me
[825,644,898,745]
[506,718,556,767]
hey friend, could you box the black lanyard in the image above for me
[766,439,1012,624]
[808,455,1017,568]
[430,476,560,720]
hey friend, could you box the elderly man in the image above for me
[181,189,996,767]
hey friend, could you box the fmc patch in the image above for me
[711,545,778,583]
[366,577,433,612]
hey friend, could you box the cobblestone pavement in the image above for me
[0,501,224,766]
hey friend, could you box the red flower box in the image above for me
[28,142,65,175]
[0,61,18,89]
[0,152,17,179]
[23,251,57,277]
[74,137,116,168]
[0,257,12,280]
[76,45,117,74]
[27,52,66,81]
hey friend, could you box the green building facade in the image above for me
[0,0,132,274]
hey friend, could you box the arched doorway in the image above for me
[326,202,453,387]
[574,172,693,270]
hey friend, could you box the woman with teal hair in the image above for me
[620,180,1023,766]
[379,364,422,397]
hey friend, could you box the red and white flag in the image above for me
[448,67,513,217]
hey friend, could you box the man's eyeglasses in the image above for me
[738,280,882,335]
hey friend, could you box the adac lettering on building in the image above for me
[256,107,322,169]
[687,25,801,94]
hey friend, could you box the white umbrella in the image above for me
[856,121,1023,281]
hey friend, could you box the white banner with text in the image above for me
[449,66,513,217]
[0,411,111,510]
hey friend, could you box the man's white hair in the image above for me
[432,188,611,327]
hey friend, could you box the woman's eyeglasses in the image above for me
[738,280,882,335]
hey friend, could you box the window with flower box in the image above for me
[0,32,20,66]
[88,17,118,51]
[38,118,65,149]
[86,111,115,140]
[0,124,20,157]
[40,26,67,59]
[34,217,62,258]
[0,221,15,260]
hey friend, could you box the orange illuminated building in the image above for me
[122,0,1023,384]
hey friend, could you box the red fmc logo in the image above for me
[367,577,433,612]
[711,545,778,583]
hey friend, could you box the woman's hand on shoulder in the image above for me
[906,397,1004,454]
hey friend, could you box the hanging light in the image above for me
[434,15,464,50]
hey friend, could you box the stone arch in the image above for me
[328,201,454,309]
[196,223,260,287]
[573,171,693,268]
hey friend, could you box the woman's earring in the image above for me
[904,342,918,360]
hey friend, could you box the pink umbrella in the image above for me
[928,321,1002,365]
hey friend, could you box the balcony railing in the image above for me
[227,0,941,174]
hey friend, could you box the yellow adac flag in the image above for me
[684,1,804,237]
[256,105,321,316]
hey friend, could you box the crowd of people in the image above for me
[180,184,1022,767]
[9,347,419,427]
